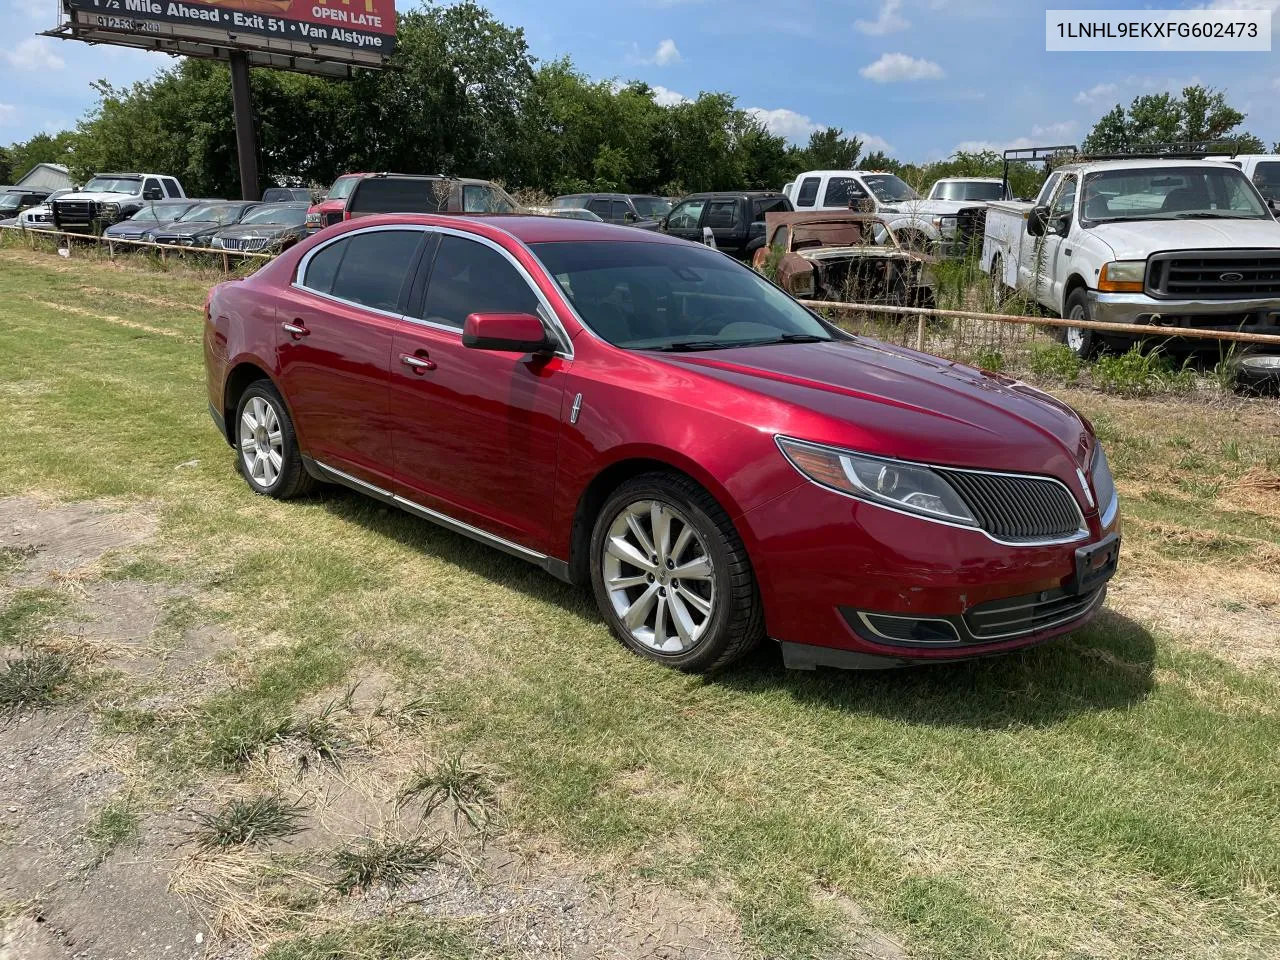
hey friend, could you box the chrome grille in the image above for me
[218,237,269,252]
[964,586,1103,640]
[937,469,1084,543]
[1147,250,1280,300]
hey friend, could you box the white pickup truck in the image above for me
[981,158,1280,356]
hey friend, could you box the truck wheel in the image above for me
[1060,289,1099,359]
[989,255,1005,309]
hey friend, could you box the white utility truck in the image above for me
[981,157,1280,357]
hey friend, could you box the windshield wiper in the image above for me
[1172,211,1255,220]
[652,340,737,352]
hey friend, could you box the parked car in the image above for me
[526,206,605,222]
[784,170,977,253]
[660,191,791,259]
[551,193,671,228]
[15,189,75,229]
[0,187,54,222]
[344,174,518,220]
[102,200,199,241]
[306,173,368,233]
[147,200,260,247]
[262,187,314,203]
[927,177,1007,203]
[210,202,311,253]
[53,173,186,233]
[753,211,934,307]
[981,157,1280,357]
[204,213,1120,673]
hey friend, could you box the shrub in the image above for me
[1030,343,1082,383]
[1091,346,1195,396]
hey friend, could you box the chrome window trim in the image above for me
[312,460,547,563]
[775,435,1090,548]
[293,223,573,359]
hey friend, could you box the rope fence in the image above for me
[0,223,276,274]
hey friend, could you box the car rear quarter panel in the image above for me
[204,273,287,440]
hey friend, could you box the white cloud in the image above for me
[955,137,1039,154]
[0,103,15,125]
[859,52,944,83]
[1031,120,1078,139]
[855,0,910,35]
[1204,0,1280,10]
[1073,83,1118,105]
[632,38,683,66]
[746,107,819,140]
[3,37,65,70]
[651,85,688,107]
[855,131,895,154]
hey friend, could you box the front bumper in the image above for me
[1088,290,1280,334]
[741,480,1119,669]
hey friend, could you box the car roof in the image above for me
[682,190,784,199]
[935,176,1001,182]
[330,213,689,245]
[1058,158,1249,174]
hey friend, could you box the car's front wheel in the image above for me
[234,381,314,499]
[589,473,763,673]
[1060,288,1100,359]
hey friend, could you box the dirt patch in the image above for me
[75,285,201,313]
[0,499,158,593]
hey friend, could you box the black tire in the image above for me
[1059,288,1100,359]
[989,255,1005,309]
[589,472,764,673]
[1234,354,1280,396]
[233,380,315,499]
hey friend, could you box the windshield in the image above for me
[0,194,24,212]
[239,205,307,226]
[130,202,190,222]
[532,240,834,351]
[931,181,1004,201]
[1082,166,1269,222]
[180,203,244,224]
[631,197,673,218]
[326,176,359,201]
[84,177,142,195]
[863,174,920,203]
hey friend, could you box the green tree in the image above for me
[1082,85,1264,154]
[801,127,863,170]
[4,132,76,180]
[0,146,11,185]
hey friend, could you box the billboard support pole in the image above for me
[229,51,260,202]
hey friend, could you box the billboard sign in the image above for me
[56,0,396,72]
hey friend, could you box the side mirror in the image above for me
[1269,199,1280,217]
[624,210,639,222]
[659,215,670,230]
[462,312,552,354]
[1050,214,1071,236]
[1027,205,1050,237]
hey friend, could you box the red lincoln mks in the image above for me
[203,214,1120,672]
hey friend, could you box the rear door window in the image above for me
[313,229,422,312]
[161,178,181,198]
[752,197,789,219]
[796,176,821,207]
[586,198,613,219]
[705,200,740,229]
[611,200,631,222]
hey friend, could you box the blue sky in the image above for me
[3,0,1279,161]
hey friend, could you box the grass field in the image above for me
[1,247,1279,959]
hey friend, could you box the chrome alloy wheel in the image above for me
[602,500,716,654]
[238,395,284,488]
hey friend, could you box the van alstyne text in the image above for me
[1055,20,1259,39]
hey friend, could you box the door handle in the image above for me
[282,321,310,338]
[400,352,436,373]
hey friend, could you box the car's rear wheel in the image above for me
[235,381,314,499]
[589,473,763,673]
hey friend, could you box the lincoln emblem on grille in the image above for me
[1219,272,1244,282]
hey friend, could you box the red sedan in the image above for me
[204,214,1120,672]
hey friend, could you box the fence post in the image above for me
[222,252,229,274]
[916,313,926,352]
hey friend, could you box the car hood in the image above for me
[657,338,1090,479]
[158,221,222,235]
[1091,217,1280,259]
[213,224,297,240]
[54,191,141,203]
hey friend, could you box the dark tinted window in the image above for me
[823,177,864,206]
[587,198,612,218]
[796,177,820,207]
[161,178,181,197]
[1252,161,1280,201]
[311,229,420,310]
[752,196,789,219]
[611,200,631,221]
[302,241,345,294]
[705,200,740,229]
[348,178,448,214]
[422,235,540,329]
[143,178,164,200]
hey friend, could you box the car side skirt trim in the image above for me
[304,457,573,582]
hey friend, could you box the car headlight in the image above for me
[1098,260,1145,293]
[1090,442,1117,523]
[777,437,978,526]
[305,212,322,227]
[101,202,120,217]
